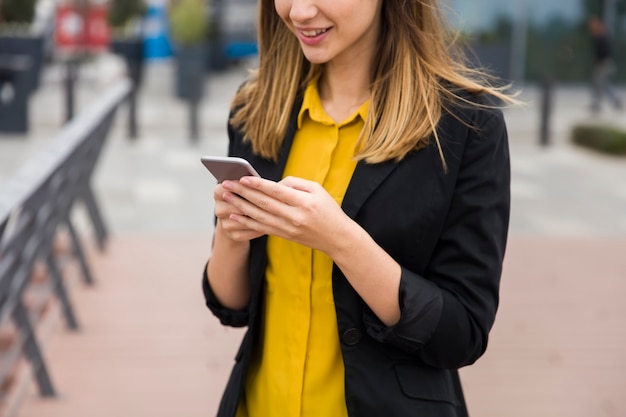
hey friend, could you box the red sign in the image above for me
[55,4,111,54]
[55,5,85,52]
[85,5,110,51]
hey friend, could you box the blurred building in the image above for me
[448,0,626,84]
[209,0,626,85]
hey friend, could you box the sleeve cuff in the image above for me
[202,264,250,328]
[363,267,443,353]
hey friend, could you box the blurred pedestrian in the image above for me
[203,0,515,416]
[588,16,622,113]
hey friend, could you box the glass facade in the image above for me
[448,0,626,84]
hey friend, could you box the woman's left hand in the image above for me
[221,175,352,255]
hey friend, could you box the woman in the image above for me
[204,0,513,416]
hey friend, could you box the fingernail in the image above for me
[222,181,233,190]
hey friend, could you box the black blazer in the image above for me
[204,92,511,417]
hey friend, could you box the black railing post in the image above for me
[46,254,80,330]
[129,85,138,140]
[64,60,77,123]
[127,58,141,140]
[0,79,132,397]
[539,75,553,147]
[189,94,200,143]
[13,302,56,397]
[187,63,203,143]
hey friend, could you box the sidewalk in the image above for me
[1,56,625,417]
[12,236,626,417]
[13,235,245,417]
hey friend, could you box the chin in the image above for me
[305,58,328,65]
[302,54,330,65]
[299,46,332,65]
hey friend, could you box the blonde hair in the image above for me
[230,0,515,166]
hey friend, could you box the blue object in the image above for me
[225,42,258,59]
[142,5,172,60]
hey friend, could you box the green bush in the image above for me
[169,0,208,47]
[108,0,147,31]
[571,124,626,155]
[0,0,36,24]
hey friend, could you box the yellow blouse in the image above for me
[237,81,369,417]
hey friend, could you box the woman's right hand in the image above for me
[214,180,265,242]
[208,180,256,311]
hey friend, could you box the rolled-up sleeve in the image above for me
[364,109,510,369]
[203,264,249,327]
[363,267,443,350]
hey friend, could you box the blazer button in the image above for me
[341,328,362,346]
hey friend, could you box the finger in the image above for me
[224,184,301,232]
[277,176,319,193]
[214,196,244,219]
[214,184,225,202]
[219,216,264,239]
[236,176,305,207]
[222,180,281,213]
[229,213,273,237]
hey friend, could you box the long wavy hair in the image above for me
[230,0,514,166]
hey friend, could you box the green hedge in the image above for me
[107,0,146,30]
[169,0,208,47]
[571,124,626,155]
[0,0,36,24]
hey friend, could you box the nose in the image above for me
[288,0,318,23]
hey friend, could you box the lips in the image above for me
[295,26,331,46]
[300,28,329,37]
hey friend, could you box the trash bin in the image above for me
[0,35,45,94]
[0,54,32,134]
[175,45,206,100]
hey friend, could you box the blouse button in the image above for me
[341,328,362,346]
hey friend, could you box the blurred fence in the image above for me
[0,78,131,399]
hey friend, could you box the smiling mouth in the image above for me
[300,28,329,37]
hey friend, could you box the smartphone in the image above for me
[200,155,260,182]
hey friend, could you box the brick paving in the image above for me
[11,235,626,417]
[1,55,625,416]
[462,237,626,417]
[14,235,245,417]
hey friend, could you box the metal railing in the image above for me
[0,78,132,397]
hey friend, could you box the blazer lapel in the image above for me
[342,159,398,219]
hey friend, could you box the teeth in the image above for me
[301,28,327,37]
